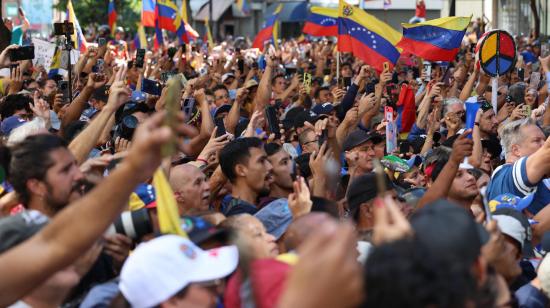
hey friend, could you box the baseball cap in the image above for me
[282,107,305,130]
[221,73,236,84]
[180,216,230,245]
[493,214,526,249]
[342,129,384,152]
[119,235,238,308]
[254,198,292,240]
[92,85,110,102]
[346,173,394,219]
[489,193,534,213]
[1,115,27,136]
[214,104,232,118]
[411,199,489,265]
[244,79,259,89]
[493,207,535,258]
[0,210,49,254]
[311,102,334,116]
[293,110,320,129]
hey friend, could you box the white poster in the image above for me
[31,38,55,71]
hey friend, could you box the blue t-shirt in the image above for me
[486,156,550,214]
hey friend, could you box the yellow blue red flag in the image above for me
[397,16,472,62]
[303,7,338,37]
[152,169,187,237]
[66,0,88,53]
[337,0,401,71]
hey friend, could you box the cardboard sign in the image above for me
[32,38,55,71]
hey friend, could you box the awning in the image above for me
[194,0,234,22]
[266,1,309,23]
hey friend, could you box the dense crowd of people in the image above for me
[1,14,550,307]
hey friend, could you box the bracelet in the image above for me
[196,158,208,164]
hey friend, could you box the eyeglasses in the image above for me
[302,139,318,146]
[215,94,229,100]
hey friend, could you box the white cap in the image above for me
[119,235,238,308]
[493,215,526,248]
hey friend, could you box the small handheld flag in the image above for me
[108,0,117,36]
[252,4,283,51]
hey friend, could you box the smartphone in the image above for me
[517,68,525,81]
[135,49,146,68]
[542,43,550,57]
[167,47,177,58]
[318,129,328,147]
[141,78,162,96]
[343,77,352,89]
[441,66,452,86]
[228,89,237,100]
[303,72,312,94]
[412,67,420,79]
[265,106,281,139]
[423,61,432,81]
[180,43,186,53]
[470,43,476,53]
[58,80,70,102]
[366,82,376,95]
[237,59,244,73]
[530,72,541,89]
[92,59,104,73]
[480,187,492,223]
[182,97,195,122]
[53,22,74,36]
[523,105,532,117]
[10,46,35,61]
[215,118,226,137]
[383,62,390,72]
[98,37,107,47]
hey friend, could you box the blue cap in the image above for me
[1,115,27,136]
[489,193,534,213]
[311,102,334,116]
[254,198,292,240]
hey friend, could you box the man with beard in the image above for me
[9,134,86,217]
[169,164,211,215]
[259,143,294,207]
[477,101,499,140]
[219,137,273,216]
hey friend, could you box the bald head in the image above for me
[169,164,210,215]
[283,212,337,252]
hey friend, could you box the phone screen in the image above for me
[142,79,162,96]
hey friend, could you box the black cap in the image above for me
[346,172,394,219]
[282,107,305,130]
[0,211,48,254]
[294,110,320,129]
[214,104,232,118]
[492,207,535,258]
[342,129,384,152]
[180,216,229,246]
[92,85,110,102]
[411,199,489,265]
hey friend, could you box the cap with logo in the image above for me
[342,129,384,152]
[119,235,238,308]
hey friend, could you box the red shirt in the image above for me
[416,1,426,18]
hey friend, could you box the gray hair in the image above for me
[500,118,537,158]
[443,97,464,115]
[7,118,49,147]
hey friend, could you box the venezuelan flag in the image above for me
[108,0,117,36]
[134,24,147,50]
[237,0,251,15]
[142,0,156,27]
[155,0,179,32]
[337,1,401,72]
[205,17,214,47]
[66,0,88,53]
[48,47,61,78]
[180,0,188,23]
[184,22,199,40]
[252,4,283,51]
[152,169,187,237]
[303,7,338,37]
[397,16,471,62]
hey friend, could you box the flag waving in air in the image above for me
[237,0,251,15]
[397,16,472,62]
[142,0,156,27]
[66,0,88,53]
[303,7,338,37]
[252,4,283,51]
[337,0,401,71]
[108,0,117,36]
[134,23,147,50]
[155,0,179,32]
[48,47,61,78]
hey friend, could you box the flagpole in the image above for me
[336,51,340,81]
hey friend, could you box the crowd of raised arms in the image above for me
[2,9,550,308]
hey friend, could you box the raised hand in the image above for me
[288,176,312,218]
[372,194,413,246]
[450,130,474,165]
